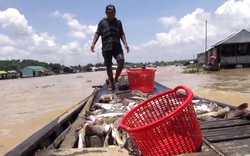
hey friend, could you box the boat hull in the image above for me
[203,65,220,71]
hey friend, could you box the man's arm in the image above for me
[121,34,130,53]
[90,33,100,52]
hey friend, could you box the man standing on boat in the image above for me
[90,4,130,91]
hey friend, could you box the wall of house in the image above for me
[197,53,205,65]
[220,43,250,67]
[20,67,34,77]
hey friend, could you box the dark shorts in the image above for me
[102,48,124,66]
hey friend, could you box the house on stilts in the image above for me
[202,29,250,68]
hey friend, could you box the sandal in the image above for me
[107,85,115,91]
[118,84,129,90]
[115,80,121,86]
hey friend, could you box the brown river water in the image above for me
[1,65,250,155]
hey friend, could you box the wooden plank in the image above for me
[202,137,226,156]
[205,133,250,142]
[213,138,250,155]
[177,150,219,156]
[47,126,71,149]
[59,88,98,148]
[35,147,129,156]
[202,125,250,137]
[201,118,250,142]
[200,118,250,129]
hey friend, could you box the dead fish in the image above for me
[94,103,124,110]
[126,102,138,111]
[93,117,105,125]
[225,103,249,118]
[99,93,115,102]
[89,115,120,125]
[198,115,218,121]
[109,96,125,104]
[238,102,248,110]
[103,130,111,147]
[194,102,221,115]
[198,106,230,118]
[95,112,125,118]
[213,106,231,117]
[102,116,120,124]
[194,104,211,115]
[192,99,202,104]
[130,96,146,101]
[77,123,88,148]
[83,109,105,116]
[92,124,111,135]
[111,123,126,147]
[131,90,148,97]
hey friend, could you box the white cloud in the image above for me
[53,11,95,40]
[59,41,82,55]
[215,0,250,34]
[127,0,250,63]
[0,34,14,45]
[157,16,178,28]
[0,46,30,58]
[142,8,210,52]
[1,1,250,66]
[0,8,33,37]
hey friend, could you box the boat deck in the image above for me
[178,117,250,156]
[200,118,250,155]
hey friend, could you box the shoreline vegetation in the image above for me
[183,63,204,73]
[0,59,198,79]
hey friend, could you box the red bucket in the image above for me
[126,68,156,93]
[119,85,202,156]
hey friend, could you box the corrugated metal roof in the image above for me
[0,71,8,74]
[215,29,250,45]
[25,66,46,71]
[7,70,17,73]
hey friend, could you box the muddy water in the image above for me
[155,66,250,107]
[1,66,250,155]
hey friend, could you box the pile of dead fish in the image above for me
[76,90,151,155]
[76,90,249,153]
[192,99,249,121]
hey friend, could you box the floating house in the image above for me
[7,70,18,78]
[205,29,250,68]
[197,52,206,65]
[0,70,8,79]
[20,66,47,78]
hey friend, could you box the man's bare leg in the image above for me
[114,59,124,83]
[106,64,115,90]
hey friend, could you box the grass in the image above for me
[183,63,203,73]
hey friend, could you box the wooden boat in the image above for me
[5,75,250,156]
[203,64,220,71]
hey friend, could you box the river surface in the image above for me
[1,65,250,155]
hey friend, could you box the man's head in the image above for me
[105,4,116,20]
[106,4,116,13]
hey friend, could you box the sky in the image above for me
[0,0,250,66]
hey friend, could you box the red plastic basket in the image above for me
[119,85,202,156]
[126,68,156,93]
